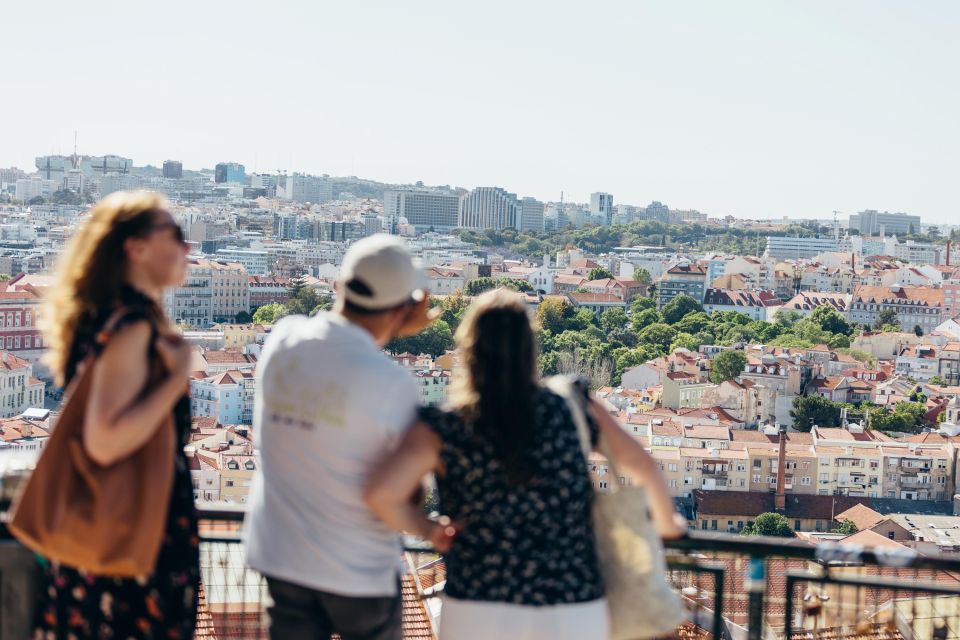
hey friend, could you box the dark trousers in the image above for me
[265,575,403,640]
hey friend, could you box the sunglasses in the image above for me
[146,221,187,245]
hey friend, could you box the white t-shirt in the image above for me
[244,312,418,596]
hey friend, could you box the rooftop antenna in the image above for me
[71,130,79,169]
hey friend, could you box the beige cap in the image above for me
[338,234,427,310]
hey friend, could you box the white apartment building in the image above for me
[215,248,269,276]
[0,352,45,418]
[190,369,255,425]
[15,178,58,201]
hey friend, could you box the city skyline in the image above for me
[3,1,959,222]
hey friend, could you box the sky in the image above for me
[2,1,959,223]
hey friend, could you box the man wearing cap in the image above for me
[245,234,440,640]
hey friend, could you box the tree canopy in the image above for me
[741,512,794,537]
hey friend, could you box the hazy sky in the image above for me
[3,1,958,222]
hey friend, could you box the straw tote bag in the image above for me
[544,376,686,640]
[9,307,176,578]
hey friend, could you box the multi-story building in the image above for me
[0,279,45,363]
[849,285,943,334]
[894,241,941,266]
[848,210,921,236]
[589,192,614,225]
[165,258,214,327]
[0,352,45,418]
[458,187,518,230]
[641,201,669,223]
[658,261,707,308]
[677,446,749,495]
[248,276,290,310]
[190,369,256,425]
[518,197,545,233]
[661,372,714,410]
[764,236,839,260]
[210,260,249,324]
[15,178,57,202]
[383,189,460,233]
[277,173,333,204]
[215,249,269,276]
[162,160,183,179]
[214,162,245,184]
[413,369,451,406]
[775,292,851,319]
[880,445,951,501]
[702,289,783,321]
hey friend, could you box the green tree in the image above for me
[790,395,843,432]
[564,308,597,332]
[929,375,948,386]
[631,308,663,332]
[633,267,652,285]
[235,311,253,323]
[440,290,471,331]
[638,323,677,354]
[252,303,286,325]
[914,324,924,337]
[674,311,712,336]
[629,296,656,314]
[709,350,748,384]
[464,277,532,296]
[875,308,900,330]
[588,267,614,281]
[601,307,629,334]
[536,297,571,334]
[670,332,699,353]
[309,296,335,316]
[831,519,859,535]
[386,319,455,357]
[810,305,851,336]
[741,512,794,537]
[661,294,704,324]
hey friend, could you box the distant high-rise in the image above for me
[640,201,669,223]
[163,160,183,179]
[215,162,246,184]
[458,187,519,230]
[163,160,183,180]
[519,197,545,233]
[848,210,921,236]
[277,173,333,204]
[590,192,614,225]
[384,189,460,233]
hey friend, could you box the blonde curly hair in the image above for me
[43,190,169,386]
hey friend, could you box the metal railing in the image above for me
[4,508,960,639]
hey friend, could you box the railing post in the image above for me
[745,556,765,640]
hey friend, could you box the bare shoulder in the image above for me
[97,319,152,364]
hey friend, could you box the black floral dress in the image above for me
[419,382,604,606]
[33,290,199,640]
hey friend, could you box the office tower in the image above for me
[848,210,921,236]
[215,162,246,184]
[163,160,183,179]
[458,187,519,230]
[590,192,614,225]
[384,189,460,233]
[519,197,545,233]
[277,173,333,204]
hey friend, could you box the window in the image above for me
[754,459,762,468]
[795,520,801,530]
[24,336,30,349]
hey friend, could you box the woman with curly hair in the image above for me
[33,190,198,639]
